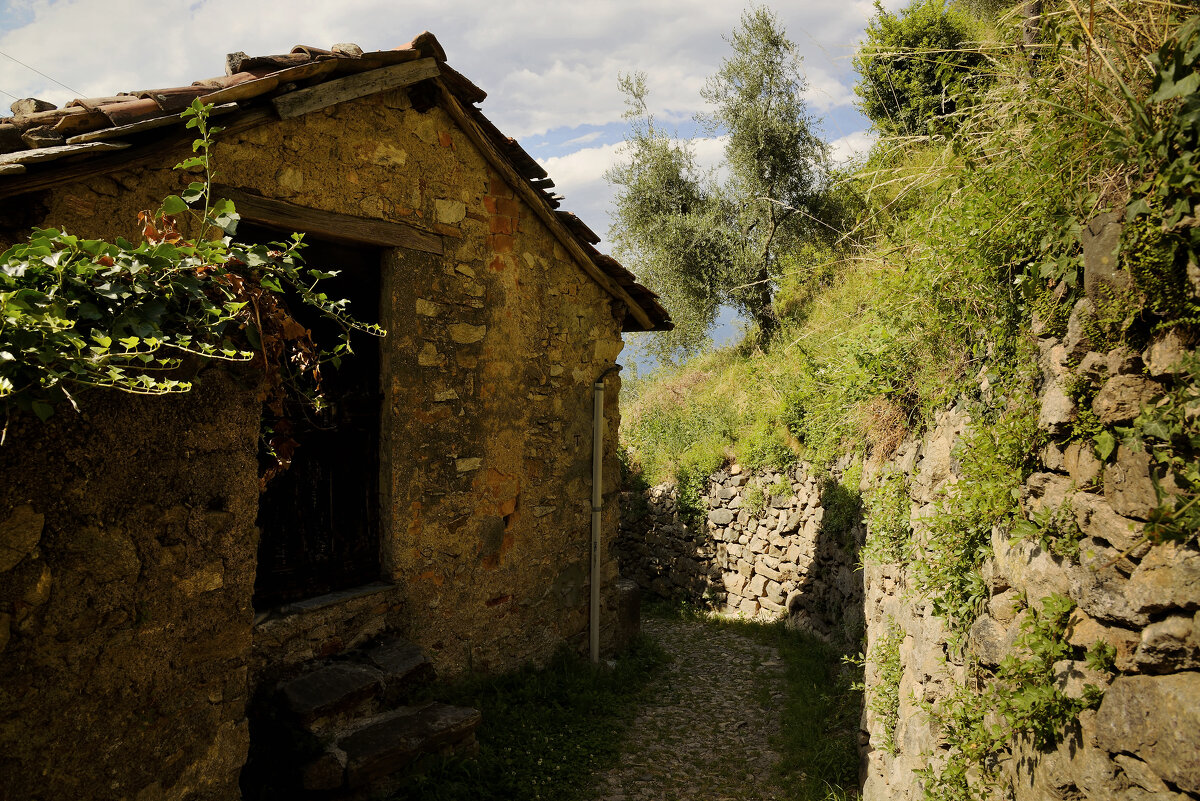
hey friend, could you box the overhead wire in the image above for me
[0,47,83,96]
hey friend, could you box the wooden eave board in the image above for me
[432,81,655,331]
[214,185,444,255]
[0,141,129,166]
[66,103,238,145]
[272,57,440,120]
[66,114,181,144]
[0,107,277,201]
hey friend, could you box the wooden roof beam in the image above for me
[214,185,444,254]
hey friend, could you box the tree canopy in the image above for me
[607,6,830,363]
[853,0,988,137]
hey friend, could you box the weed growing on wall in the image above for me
[915,363,1040,647]
[742,482,767,516]
[1010,501,1084,561]
[862,468,913,565]
[920,594,1102,800]
[1119,352,1200,543]
[850,618,904,757]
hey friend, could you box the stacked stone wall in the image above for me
[619,322,1199,800]
[0,368,261,801]
[617,460,864,646]
[860,324,1200,801]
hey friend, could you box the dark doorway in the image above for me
[242,223,383,608]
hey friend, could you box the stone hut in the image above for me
[0,34,669,800]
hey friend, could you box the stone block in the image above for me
[364,637,434,701]
[1070,564,1150,627]
[708,508,734,526]
[1076,350,1109,384]
[278,663,384,728]
[1082,211,1129,301]
[1103,445,1164,520]
[1125,542,1200,618]
[991,527,1070,607]
[1025,471,1074,513]
[1073,492,1142,551]
[1113,754,1177,797]
[765,580,785,605]
[968,614,1009,667]
[759,597,785,615]
[1065,299,1097,361]
[1064,441,1102,488]
[1041,441,1068,473]
[1142,329,1189,377]
[1134,615,1199,674]
[1066,608,1139,672]
[1094,673,1200,795]
[748,573,767,598]
[1050,659,1107,699]
[1105,346,1145,376]
[987,588,1023,623]
[340,703,481,790]
[1037,380,1076,434]
[1092,374,1161,425]
[0,505,43,573]
[756,563,781,583]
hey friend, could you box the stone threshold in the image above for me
[254,581,396,627]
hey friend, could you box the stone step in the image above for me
[300,702,482,795]
[274,634,436,732]
[359,637,435,705]
[278,662,384,730]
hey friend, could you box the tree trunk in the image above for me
[1023,0,1043,50]
[746,268,779,344]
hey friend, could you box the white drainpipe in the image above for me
[591,366,620,663]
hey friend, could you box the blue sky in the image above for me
[0,0,898,358]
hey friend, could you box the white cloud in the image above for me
[0,0,882,254]
[829,129,877,165]
[0,0,877,135]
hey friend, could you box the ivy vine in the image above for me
[0,99,385,481]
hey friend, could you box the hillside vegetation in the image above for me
[619,0,1198,525]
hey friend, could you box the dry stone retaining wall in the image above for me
[858,324,1200,801]
[617,460,864,646]
[619,321,1199,800]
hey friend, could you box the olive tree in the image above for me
[607,6,830,362]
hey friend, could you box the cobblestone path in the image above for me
[591,615,785,801]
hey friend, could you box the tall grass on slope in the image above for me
[623,1,1197,506]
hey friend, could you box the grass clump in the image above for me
[387,639,667,801]
[862,468,913,565]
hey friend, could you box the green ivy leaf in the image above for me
[31,400,53,421]
[1094,430,1116,461]
[159,195,188,216]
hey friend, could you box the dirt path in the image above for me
[591,615,785,801]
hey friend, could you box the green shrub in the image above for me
[854,0,990,136]
[863,469,913,565]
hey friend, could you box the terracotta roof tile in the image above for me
[98,97,168,126]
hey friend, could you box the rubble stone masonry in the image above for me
[618,323,1199,801]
